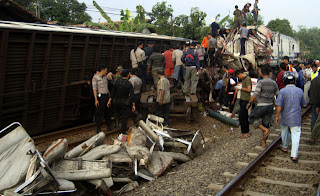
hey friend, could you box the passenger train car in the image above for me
[0,21,185,136]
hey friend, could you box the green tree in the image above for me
[16,0,92,25]
[93,0,115,29]
[148,1,174,35]
[175,7,207,40]
[294,26,320,59]
[267,19,293,36]
[119,9,132,31]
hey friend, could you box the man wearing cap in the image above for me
[181,41,200,94]
[246,65,279,148]
[303,60,313,106]
[210,18,220,36]
[147,46,166,89]
[114,66,123,83]
[156,69,171,126]
[108,69,135,132]
[207,34,217,67]
[92,66,113,133]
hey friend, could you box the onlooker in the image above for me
[207,34,217,67]
[283,56,298,78]
[247,66,279,148]
[276,71,305,163]
[214,78,223,101]
[196,42,206,68]
[233,5,242,31]
[276,62,287,90]
[144,41,154,89]
[181,42,200,94]
[235,70,252,138]
[303,60,313,106]
[311,63,319,81]
[130,41,146,89]
[114,66,123,83]
[252,0,259,25]
[163,46,175,78]
[219,28,231,40]
[201,35,209,52]
[129,69,142,112]
[108,69,135,132]
[156,69,171,126]
[92,66,112,133]
[210,18,220,36]
[147,46,166,88]
[242,3,251,25]
[239,23,248,55]
[219,65,228,107]
[307,74,320,144]
[297,63,305,90]
[172,44,185,87]
[226,69,238,112]
[248,28,257,38]
[215,33,226,67]
[293,60,301,72]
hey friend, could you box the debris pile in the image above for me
[0,116,205,195]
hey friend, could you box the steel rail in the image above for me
[216,105,311,196]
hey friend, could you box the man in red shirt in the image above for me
[163,45,174,79]
[276,62,287,90]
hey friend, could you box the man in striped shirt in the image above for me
[246,65,279,148]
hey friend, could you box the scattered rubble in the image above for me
[0,115,205,195]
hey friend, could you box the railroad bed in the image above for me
[217,106,320,196]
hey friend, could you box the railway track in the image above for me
[217,106,320,196]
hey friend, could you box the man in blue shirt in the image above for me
[275,72,305,163]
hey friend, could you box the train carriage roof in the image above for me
[0,20,186,41]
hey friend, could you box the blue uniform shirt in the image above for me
[275,85,305,127]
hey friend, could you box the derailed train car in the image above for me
[0,21,185,136]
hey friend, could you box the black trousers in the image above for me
[227,93,235,112]
[208,48,215,67]
[95,94,112,129]
[239,100,250,133]
[240,38,247,55]
[219,86,228,106]
[114,102,131,130]
[215,48,223,67]
[156,103,170,126]
[134,93,141,112]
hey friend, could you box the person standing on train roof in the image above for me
[210,18,220,36]
[242,3,251,26]
[253,0,259,26]
[163,45,175,79]
[92,65,113,133]
[147,46,166,89]
[130,41,146,90]
[276,71,305,163]
[233,5,242,31]
[107,69,135,133]
[172,44,185,88]
[276,63,287,90]
[235,69,252,138]
[303,60,313,107]
[181,41,200,95]
[306,74,320,145]
[144,41,154,90]
[239,23,248,56]
[247,65,279,148]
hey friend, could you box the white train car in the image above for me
[270,31,300,67]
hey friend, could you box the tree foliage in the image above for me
[175,7,207,40]
[294,26,320,59]
[93,0,116,29]
[267,19,294,36]
[148,1,174,35]
[15,0,92,25]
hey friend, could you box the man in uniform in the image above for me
[129,69,142,112]
[233,5,242,31]
[92,66,112,133]
[107,69,135,132]
[147,46,166,89]
[207,34,217,67]
[156,69,171,126]
[215,33,226,68]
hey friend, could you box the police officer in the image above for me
[92,66,112,133]
[107,69,135,132]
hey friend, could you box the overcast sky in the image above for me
[79,0,319,30]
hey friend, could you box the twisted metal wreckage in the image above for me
[0,114,205,195]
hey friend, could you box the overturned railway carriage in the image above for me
[0,21,185,136]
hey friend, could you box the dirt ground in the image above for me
[124,110,270,196]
